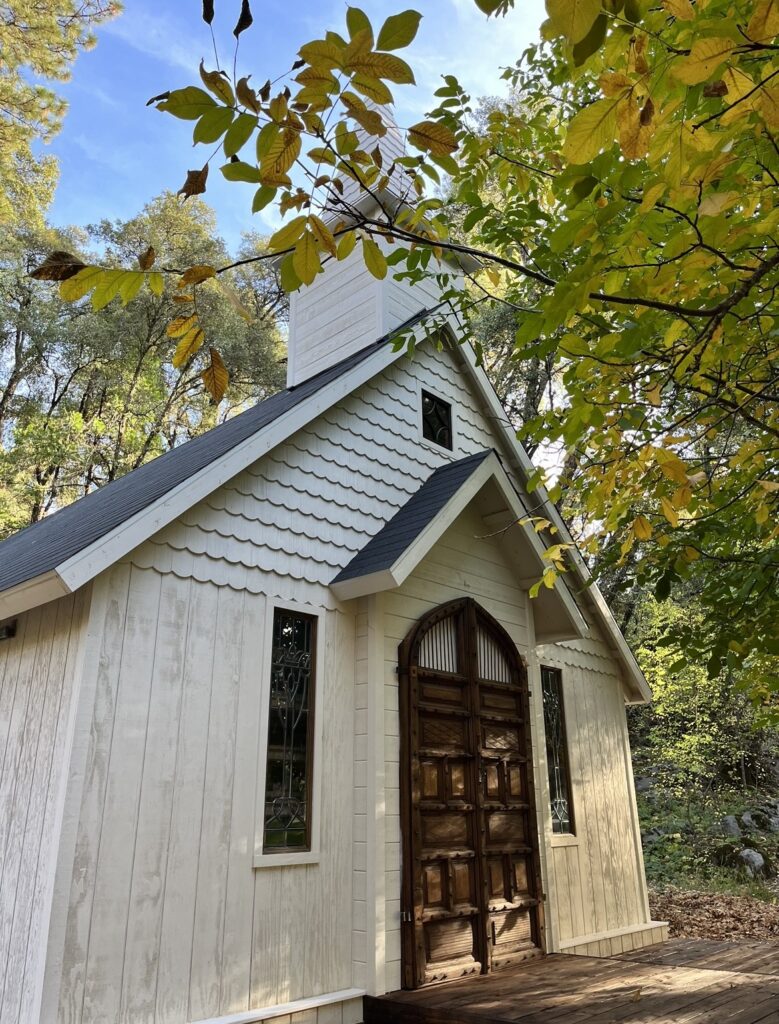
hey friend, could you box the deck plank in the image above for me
[363,941,779,1024]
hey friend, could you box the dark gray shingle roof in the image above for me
[0,338,389,594]
[333,449,493,584]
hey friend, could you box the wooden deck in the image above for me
[364,940,779,1024]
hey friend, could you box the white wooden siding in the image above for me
[38,335,652,1020]
[0,589,90,1024]
[49,565,354,1024]
[537,634,651,946]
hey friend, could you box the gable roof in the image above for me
[331,448,588,644]
[333,450,492,587]
[0,309,650,702]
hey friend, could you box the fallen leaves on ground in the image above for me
[650,886,779,942]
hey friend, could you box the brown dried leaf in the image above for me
[177,164,209,199]
[30,251,86,282]
[138,245,156,270]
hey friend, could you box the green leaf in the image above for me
[252,185,277,212]
[224,113,258,156]
[156,86,216,120]
[376,10,422,51]
[90,269,125,311]
[221,160,263,183]
[572,12,607,65]
[346,6,373,42]
[193,106,235,144]
[362,236,388,279]
[545,0,602,43]
[279,253,301,292]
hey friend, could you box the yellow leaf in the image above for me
[341,92,387,136]
[167,314,198,338]
[640,182,665,212]
[545,0,601,43]
[671,485,692,509]
[657,453,689,484]
[59,266,102,302]
[347,51,415,84]
[337,230,357,259]
[309,215,337,257]
[148,272,164,296]
[698,191,738,216]
[646,385,662,407]
[90,269,125,311]
[598,72,633,98]
[759,84,779,128]
[172,325,205,368]
[563,98,619,164]
[199,61,234,105]
[260,126,302,179]
[661,496,679,527]
[299,39,345,69]
[756,504,770,525]
[180,264,217,287]
[617,97,654,159]
[118,271,145,305]
[664,320,686,345]
[662,0,695,20]
[201,347,229,402]
[293,231,322,286]
[268,215,308,253]
[684,546,701,561]
[352,74,393,105]
[758,479,779,492]
[633,515,653,541]
[673,38,735,85]
[408,120,458,157]
[747,0,779,41]
[362,236,387,279]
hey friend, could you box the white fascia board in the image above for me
[53,342,407,597]
[449,335,651,703]
[331,452,589,642]
[0,570,71,620]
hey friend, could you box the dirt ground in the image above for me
[649,886,779,942]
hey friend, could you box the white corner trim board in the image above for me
[188,988,366,1024]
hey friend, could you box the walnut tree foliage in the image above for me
[32,0,779,700]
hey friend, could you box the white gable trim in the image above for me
[448,336,651,703]
[330,452,589,644]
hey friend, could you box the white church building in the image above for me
[0,130,666,1024]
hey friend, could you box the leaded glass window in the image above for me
[421,390,453,450]
[263,609,316,851]
[541,666,575,835]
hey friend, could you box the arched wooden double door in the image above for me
[399,598,544,989]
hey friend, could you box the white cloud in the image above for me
[102,9,205,72]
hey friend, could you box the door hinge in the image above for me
[400,909,413,924]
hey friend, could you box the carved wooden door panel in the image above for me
[399,598,543,990]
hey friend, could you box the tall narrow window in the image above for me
[263,609,316,851]
[541,666,575,835]
[421,390,453,450]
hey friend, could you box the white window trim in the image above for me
[253,599,326,869]
[417,384,457,458]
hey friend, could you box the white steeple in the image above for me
[285,106,463,388]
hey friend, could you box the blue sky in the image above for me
[46,0,545,251]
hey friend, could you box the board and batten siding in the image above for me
[536,631,658,955]
[0,589,91,1024]
[45,562,356,1024]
